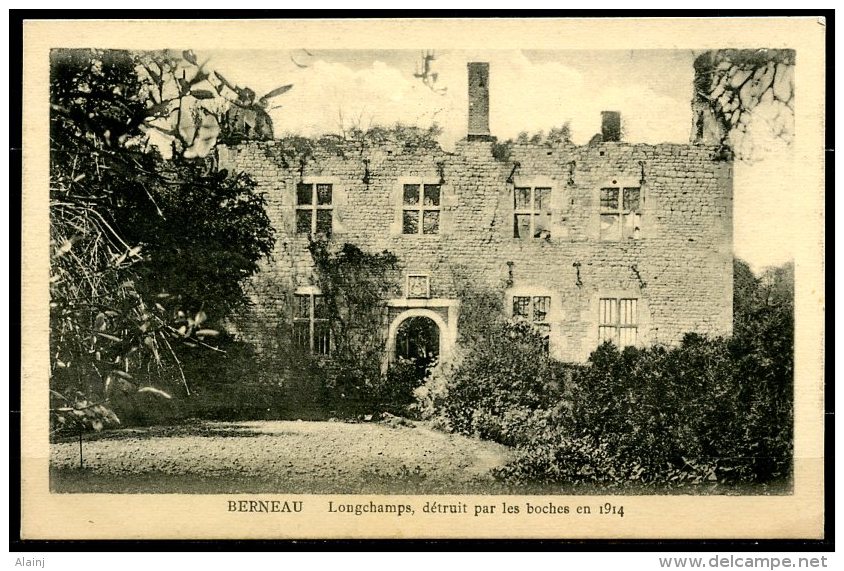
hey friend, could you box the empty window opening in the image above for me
[514,186,552,239]
[600,186,640,241]
[598,297,638,347]
[293,293,331,355]
[402,183,441,235]
[512,295,552,345]
[296,183,333,236]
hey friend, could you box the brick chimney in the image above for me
[467,62,492,141]
[601,111,621,142]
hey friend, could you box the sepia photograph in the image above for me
[19,16,826,541]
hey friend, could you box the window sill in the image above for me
[293,233,334,240]
[511,236,562,247]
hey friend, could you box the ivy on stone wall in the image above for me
[307,239,400,408]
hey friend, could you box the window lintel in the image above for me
[512,176,555,188]
[396,176,442,187]
[599,176,639,188]
[294,286,322,296]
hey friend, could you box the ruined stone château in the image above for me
[218,62,733,364]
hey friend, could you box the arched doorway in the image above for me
[384,305,457,373]
[395,316,440,361]
[393,315,441,379]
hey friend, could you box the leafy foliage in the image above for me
[307,240,403,414]
[380,358,429,417]
[497,333,792,488]
[51,391,123,433]
[113,163,274,317]
[346,122,444,151]
[49,48,275,435]
[730,259,794,461]
[429,262,793,489]
[492,123,572,162]
[135,49,292,154]
[419,284,569,445]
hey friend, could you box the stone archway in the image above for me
[385,307,455,368]
[393,315,441,380]
[395,316,440,360]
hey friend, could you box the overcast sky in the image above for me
[199,48,796,272]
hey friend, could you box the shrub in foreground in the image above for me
[494,336,792,488]
[429,324,792,488]
[436,318,570,446]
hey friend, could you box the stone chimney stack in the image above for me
[467,62,492,141]
[601,111,621,142]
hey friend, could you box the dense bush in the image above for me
[313,358,422,419]
[433,318,570,446]
[377,358,430,417]
[428,260,793,489]
[102,333,289,425]
[496,336,792,487]
[412,364,452,429]
[49,49,276,434]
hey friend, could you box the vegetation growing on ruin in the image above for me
[491,122,572,162]
[307,239,423,416]
[265,123,445,166]
[346,123,444,151]
[423,259,794,489]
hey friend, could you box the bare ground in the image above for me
[50,420,522,494]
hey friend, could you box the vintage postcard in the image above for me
[20,17,826,540]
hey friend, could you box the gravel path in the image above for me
[50,420,515,494]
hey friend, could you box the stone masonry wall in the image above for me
[218,137,733,363]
